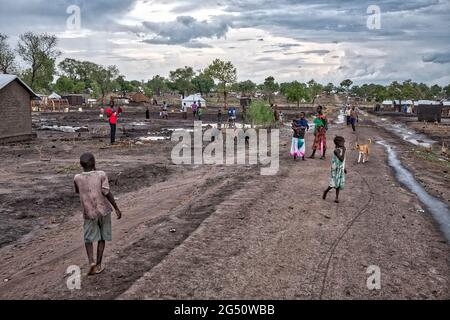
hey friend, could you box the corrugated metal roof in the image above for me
[0,74,37,97]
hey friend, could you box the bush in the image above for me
[248,101,275,127]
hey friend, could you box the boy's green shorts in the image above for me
[84,214,112,243]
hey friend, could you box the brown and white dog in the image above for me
[355,139,372,163]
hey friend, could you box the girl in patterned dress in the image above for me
[322,136,347,203]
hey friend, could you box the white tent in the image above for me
[48,92,62,100]
[182,94,206,109]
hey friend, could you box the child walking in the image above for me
[323,136,347,203]
[290,113,309,160]
[74,153,122,276]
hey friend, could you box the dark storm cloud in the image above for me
[0,0,137,33]
[301,50,330,56]
[423,52,450,64]
[141,15,230,45]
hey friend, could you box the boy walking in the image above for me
[74,153,122,276]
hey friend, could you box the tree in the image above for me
[285,81,309,107]
[443,84,450,99]
[205,59,237,105]
[324,82,334,95]
[147,75,168,97]
[387,81,403,111]
[430,84,442,99]
[17,32,60,90]
[0,33,16,74]
[263,76,279,104]
[169,66,195,98]
[54,76,75,94]
[307,79,323,106]
[236,80,256,97]
[91,65,119,104]
[340,79,353,103]
[22,56,55,93]
[192,71,215,96]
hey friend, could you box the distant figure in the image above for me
[191,101,198,119]
[345,106,351,126]
[228,106,237,128]
[182,103,188,119]
[217,109,223,128]
[350,106,358,133]
[106,106,122,144]
[323,136,347,203]
[160,101,168,119]
[74,153,122,276]
[197,105,203,121]
[146,107,150,120]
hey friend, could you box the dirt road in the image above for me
[0,109,448,299]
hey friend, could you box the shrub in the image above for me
[248,101,275,127]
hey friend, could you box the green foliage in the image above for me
[22,56,55,93]
[263,76,279,104]
[205,59,237,104]
[0,33,16,74]
[192,71,215,96]
[285,81,309,107]
[169,66,195,98]
[17,32,60,90]
[54,76,74,94]
[307,79,323,105]
[235,80,256,96]
[248,101,275,126]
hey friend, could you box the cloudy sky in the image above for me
[1,0,450,85]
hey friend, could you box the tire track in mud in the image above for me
[49,167,260,300]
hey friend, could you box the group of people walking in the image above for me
[290,105,347,203]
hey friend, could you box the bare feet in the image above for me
[322,191,328,200]
[95,265,105,275]
[334,199,340,203]
[87,263,97,276]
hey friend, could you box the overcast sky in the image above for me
[1,0,450,85]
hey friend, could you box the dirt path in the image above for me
[0,114,448,299]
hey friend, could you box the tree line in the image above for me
[1,32,450,105]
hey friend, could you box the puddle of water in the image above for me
[39,125,88,133]
[378,141,450,243]
[138,136,169,142]
[373,118,436,148]
[336,109,345,125]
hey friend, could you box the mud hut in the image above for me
[130,92,150,104]
[0,74,37,142]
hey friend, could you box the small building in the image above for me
[416,104,443,123]
[62,94,84,106]
[0,74,37,142]
[129,92,150,104]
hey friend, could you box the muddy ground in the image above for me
[0,103,448,300]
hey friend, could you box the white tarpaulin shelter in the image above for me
[182,94,206,109]
[48,92,62,99]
